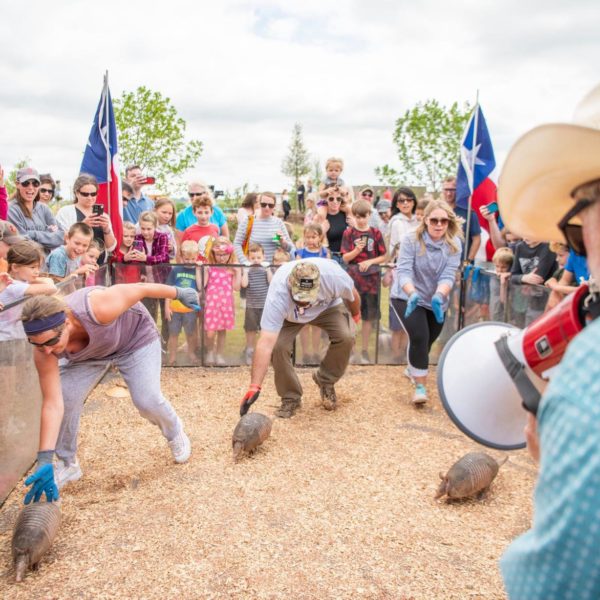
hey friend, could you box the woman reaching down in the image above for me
[20,282,200,504]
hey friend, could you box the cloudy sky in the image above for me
[1,0,598,199]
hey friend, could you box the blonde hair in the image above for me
[325,157,344,171]
[180,240,198,256]
[549,241,569,254]
[492,247,514,267]
[122,221,136,233]
[304,223,324,239]
[207,236,235,265]
[273,248,291,263]
[139,211,158,227]
[415,199,463,255]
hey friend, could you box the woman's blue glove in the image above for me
[431,292,445,324]
[24,464,59,505]
[404,292,420,318]
[175,287,201,311]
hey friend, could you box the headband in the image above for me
[23,311,66,335]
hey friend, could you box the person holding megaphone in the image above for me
[494,85,600,599]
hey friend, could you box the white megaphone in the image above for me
[437,284,590,450]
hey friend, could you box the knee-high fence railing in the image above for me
[0,262,551,504]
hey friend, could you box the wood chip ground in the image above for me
[0,366,536,599]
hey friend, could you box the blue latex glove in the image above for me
[472,265,481,283]
[463,264,473,281]
[431,292,445,324]
[404,292,420,318]
[24,464,59,505]
[175,287,201,312]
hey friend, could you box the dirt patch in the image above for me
[0,366,536,599]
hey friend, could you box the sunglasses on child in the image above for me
[260,202,275,208]
[361,191,373,197]
[428,217,450,226]
[40,187,55,196]
[558,196,596,257]
[78,191,98,197]
[327,197,343,203]
[20,180,40,188]
[28,333,63,347]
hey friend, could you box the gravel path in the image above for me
[0,366,536,599]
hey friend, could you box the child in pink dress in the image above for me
[204,236,241,365]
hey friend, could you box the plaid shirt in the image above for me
[133,232,170,264]
[341,226,386,294]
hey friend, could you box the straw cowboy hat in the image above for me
[499,83,600,242]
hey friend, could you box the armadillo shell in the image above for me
[12,502,62,567]
[232,412,272,453]
[445,452,500,499]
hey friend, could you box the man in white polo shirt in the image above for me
[240,259,360,418]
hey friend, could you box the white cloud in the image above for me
[0,0,598,198]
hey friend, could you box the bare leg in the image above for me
[361,320,372,353]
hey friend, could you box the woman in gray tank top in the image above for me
[20,282,200,504]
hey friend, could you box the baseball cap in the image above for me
[16,167,40,184]
[0,221,24,245]
[289,262,321,303]
[377,200,391,212]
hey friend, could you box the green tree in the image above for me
[5,158,30,196]
[311,156,323,188]
[281,122,311,191]
[375,99,471,193]
[114,86,203,190]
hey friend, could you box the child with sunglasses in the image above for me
[0,240,56,341]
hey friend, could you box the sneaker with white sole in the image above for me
[215,354,226,366]
[412,384,428,405]
[54,458,83,489]
[168,428,191,463]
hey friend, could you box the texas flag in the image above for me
[80,73,123,245]
[456,104,498,260]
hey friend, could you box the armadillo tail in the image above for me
[499,455,509,467]
[14,554,28,583]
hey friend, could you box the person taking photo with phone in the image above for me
[123,165,154,224]
[56,174,116,264]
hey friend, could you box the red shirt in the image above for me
[182,223,219,243]
[340,226,386,294]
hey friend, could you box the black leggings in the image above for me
[391,298,445,371]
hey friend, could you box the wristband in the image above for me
[37,450,55,466]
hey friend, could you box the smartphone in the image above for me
[133,240,145,252]
[92,204,104,216]
[360,234,369,245]
[140,176,155,185]
[485,201,499,214]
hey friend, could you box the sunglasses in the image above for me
[443,188,457,193]
[189,191,208,198]
[260,202,275,208]
[397,198,414,204]
[40,187,55,195]
[28,333,62,347]
[78,191,98,198]
[428,217,450,226]
[327,197,343,203]
[20,180,40,188]
[558,197,595,257]
[362,191,373,197]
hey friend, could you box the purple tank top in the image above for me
[62,287,159,362]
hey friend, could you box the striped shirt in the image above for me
[245,266,270,308]
[233,216,293,264]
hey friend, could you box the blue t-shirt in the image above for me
[166,265,199,312]
[176,204,227,233]
[123,194,154,224]
[565,250,589,283]
[454,206,481,249]
[501,316,600,599]
[45,246,80,278]
[296,247,328,259]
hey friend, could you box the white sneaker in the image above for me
[412,384,428,405]
[55,458,83,489]
[245,347,254,366]
[205,351,214,365]
[215,354,226,366]
[168,428,191,463]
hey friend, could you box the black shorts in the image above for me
[244,306,264,332]
[359,292,380,321]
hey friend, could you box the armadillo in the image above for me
[232,412,272,460]
[12,502,61,582]
[435,452,507,500]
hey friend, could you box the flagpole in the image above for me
[462,89,479,264]
[458,90,479,330]
[104,70,111,200]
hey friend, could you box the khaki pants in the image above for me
[272,304,355,401]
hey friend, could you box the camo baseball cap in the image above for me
[289,262,321,303]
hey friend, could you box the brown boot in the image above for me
[312,372,337,410]
[275,397,301,418]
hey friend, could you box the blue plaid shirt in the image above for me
[501,316,600,599]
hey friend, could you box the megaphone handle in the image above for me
[495,336,542,415]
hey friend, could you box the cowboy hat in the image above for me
[499,83,600,242]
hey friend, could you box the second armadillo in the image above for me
[232,412,272,460]
[12,501,62,582]
[435,452,506,500]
